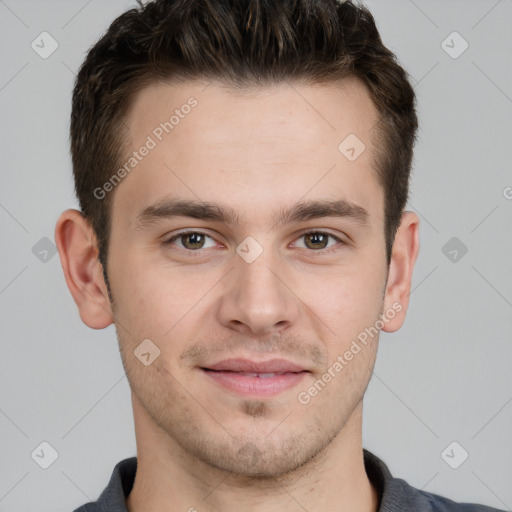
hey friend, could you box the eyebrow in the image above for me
[134,198,369,230]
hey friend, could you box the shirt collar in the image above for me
[90,449,426,512]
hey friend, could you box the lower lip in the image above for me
[201,369,308,397]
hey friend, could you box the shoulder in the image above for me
[389,476,507,512]
[363,449,506,512]
[71,457,137,512]
[416,486,506,512]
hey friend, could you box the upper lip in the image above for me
[202,358,308,373]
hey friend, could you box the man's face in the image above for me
[107,78,389,477]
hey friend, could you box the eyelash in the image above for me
[162,230,345,255]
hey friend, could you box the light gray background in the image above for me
[0,1,511,511]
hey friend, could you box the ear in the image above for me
[381,211,420,333]
[55,209,114,329]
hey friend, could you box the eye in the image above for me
[162,230,344,253]
[163,231,218,250]
[293,231,343,251]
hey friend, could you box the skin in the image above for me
[55,77,419,512]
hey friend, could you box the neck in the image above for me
[126,398,379,512]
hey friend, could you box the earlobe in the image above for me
[55,209,114,329]
[382,211,420,333]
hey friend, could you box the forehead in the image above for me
[126,77,378,147]
[114,78,383,228]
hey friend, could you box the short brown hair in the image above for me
[71,0,417,280]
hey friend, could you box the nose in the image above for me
[216,249,301,336]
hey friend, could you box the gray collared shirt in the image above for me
[72,449,506,511]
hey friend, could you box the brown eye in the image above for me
[165,231,216,250]
[180,233,206,249]
[294,231,342,251]
[304,232,329,250]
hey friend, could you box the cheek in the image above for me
[112,258,223,354]
[309,263,384,313]
[109,255,180,340]
[301,264,385,351]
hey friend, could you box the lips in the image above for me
[200,358,310,397]
[204,358,307,373]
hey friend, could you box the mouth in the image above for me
[200,358,310,398]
